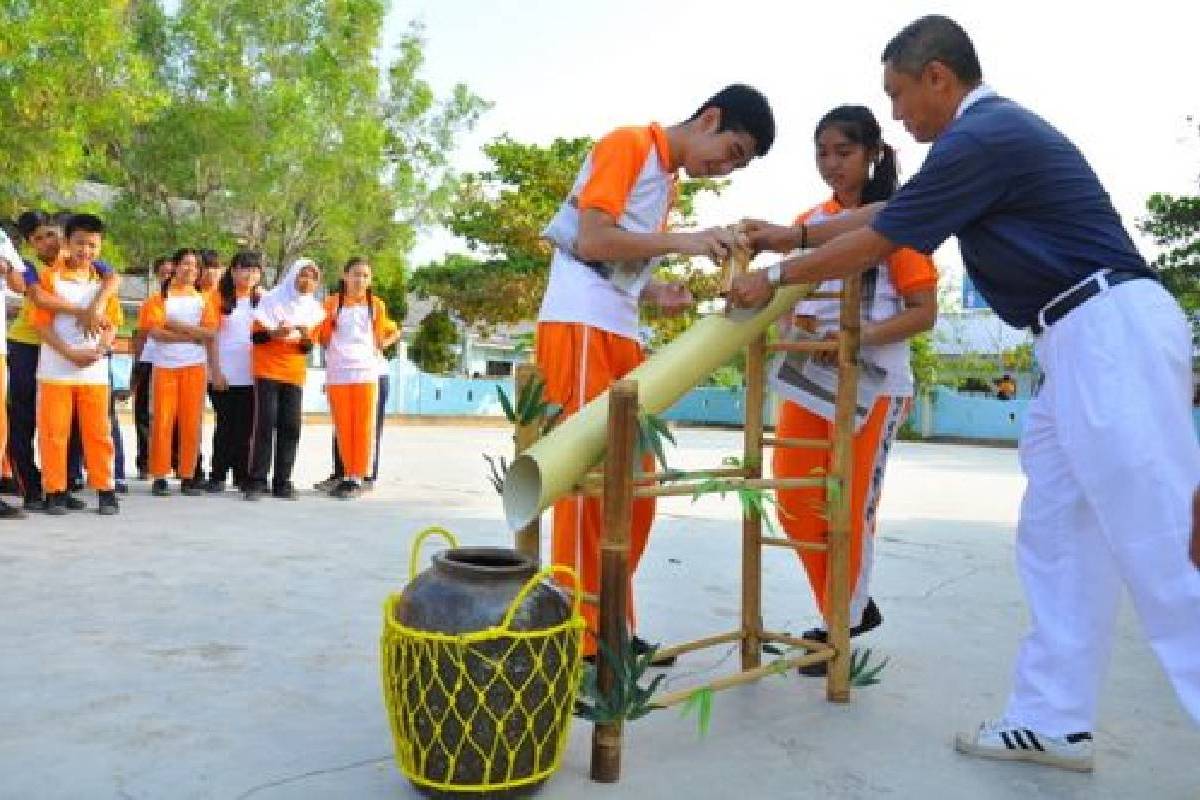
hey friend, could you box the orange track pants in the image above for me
[328,382,377,479]
[772,395,910,621]
[37,382,113,493]
[536,321,655,653]
[150,364,207,480]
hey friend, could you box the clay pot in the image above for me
[392,547,576,798]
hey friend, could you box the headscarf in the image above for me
[254,257,326,331]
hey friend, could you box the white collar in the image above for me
[955,84,996,119]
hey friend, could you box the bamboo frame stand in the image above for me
[512,248,863,784]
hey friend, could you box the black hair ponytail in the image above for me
[814,105,899,204]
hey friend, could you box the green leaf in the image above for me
[497,385,517,423]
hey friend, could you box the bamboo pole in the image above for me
[762,436,831,450]
[580,466,750,488]
[742,332,765,671]
[826,274,862,703]
[513,364,543,562]
[760,630,835,652]
[653,648,837,709]
[760,536,827,552]
[629,476,824,500]
[651,630,743,662]
[590,380,638,783]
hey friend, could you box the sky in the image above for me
[384,0,1200,302]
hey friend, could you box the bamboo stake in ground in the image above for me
[826,274,862,703]
[742,329,765,670]
[590,380,638,783]
[513,363,543,562]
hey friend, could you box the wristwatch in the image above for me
[765,263,783,287]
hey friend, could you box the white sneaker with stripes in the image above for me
[954,719,1094,772]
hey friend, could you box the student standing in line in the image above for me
[205,251,263,493]
[315,257,395,499]
[0,227,29,518]
[31,213,121,515]
[139,248,218,497]
[131,256,174,480]
[9,210,119,511]
[246,258,324,501]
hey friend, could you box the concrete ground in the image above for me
[1,423,1197,799]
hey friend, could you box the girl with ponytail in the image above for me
[315,257,395,499]
[773,105,939,674]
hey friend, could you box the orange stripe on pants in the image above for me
[328,382,377,479]
[535,321,655,654]
[150,364,207,479]
[37,382,114,493]
[772,395,909,620]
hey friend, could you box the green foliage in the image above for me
[635,410,676,471]
[908,332,937,394]
[679,686,714,738]
[0,0,163,215]
[574,635,666,725]
[689,455,788,534]
[496,377,562,432]
[408,309,458,374]
[1140,149,1200,324]
[849,648,890,687]
[411,135,725,340]
[482,454,508,495]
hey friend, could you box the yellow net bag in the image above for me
[381,527,585,794]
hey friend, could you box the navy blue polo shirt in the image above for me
[872,95,1153,329]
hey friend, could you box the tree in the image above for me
[0,0,161,216]
[408,309,458,374]
[112,3,487,284]
[410,134,726,340]
[1140,117,1200,320]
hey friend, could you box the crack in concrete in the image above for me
[920,567,984,599]
[233,755,392,799]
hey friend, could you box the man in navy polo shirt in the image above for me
[732,14,1200,773]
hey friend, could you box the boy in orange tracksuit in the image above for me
[31,214,122,515]
[537,84,776,659]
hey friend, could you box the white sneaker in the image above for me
[954,719,1094,772]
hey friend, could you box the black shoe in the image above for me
[203,478,225,494]
[151,479,170,497]
[244,487,264,501]
[313,475,341,493]
[23,494,47,513]
[180,479,204,497]
[69,478,84,493]
[0,499,27,519]
[631,635,676,667]
[62,493,86,511]
[330,479,361,500]
[115,481,129,495]
[98,491,120,516]
[798,599,883,677]
[271,483,298,501]
[44,493,69,516]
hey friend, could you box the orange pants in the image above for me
[536,321,655,653]
[150,364,207,479]
[37,382,113,493]
[328,382,377,479]
[773,395,910,621]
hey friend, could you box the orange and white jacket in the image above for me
[32,256,123,386]
[316,294,392,385]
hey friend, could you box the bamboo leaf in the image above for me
[496,385,517,423]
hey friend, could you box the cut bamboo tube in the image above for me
[741,322,765,671]
[502,281,818,530]
[825,275,861,703]
[653,648,837,709]
[513,364,542,563]
[590,380,638,784]
[762,436,831,450]
[651,630,743,662]
[760,536,827,552]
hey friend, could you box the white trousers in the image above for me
[1003,279,1200,735]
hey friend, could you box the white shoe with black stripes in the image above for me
[955,719,1094,772]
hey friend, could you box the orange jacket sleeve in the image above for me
[577,127,653,220]
[886,248,938,296]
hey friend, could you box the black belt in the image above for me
[1030,270,1149,335]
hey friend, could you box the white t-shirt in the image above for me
[216,295,256,386]
[37,276,109,385]
[325,304,379,385]
[0,231,19,357]
[150,293,209,369]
